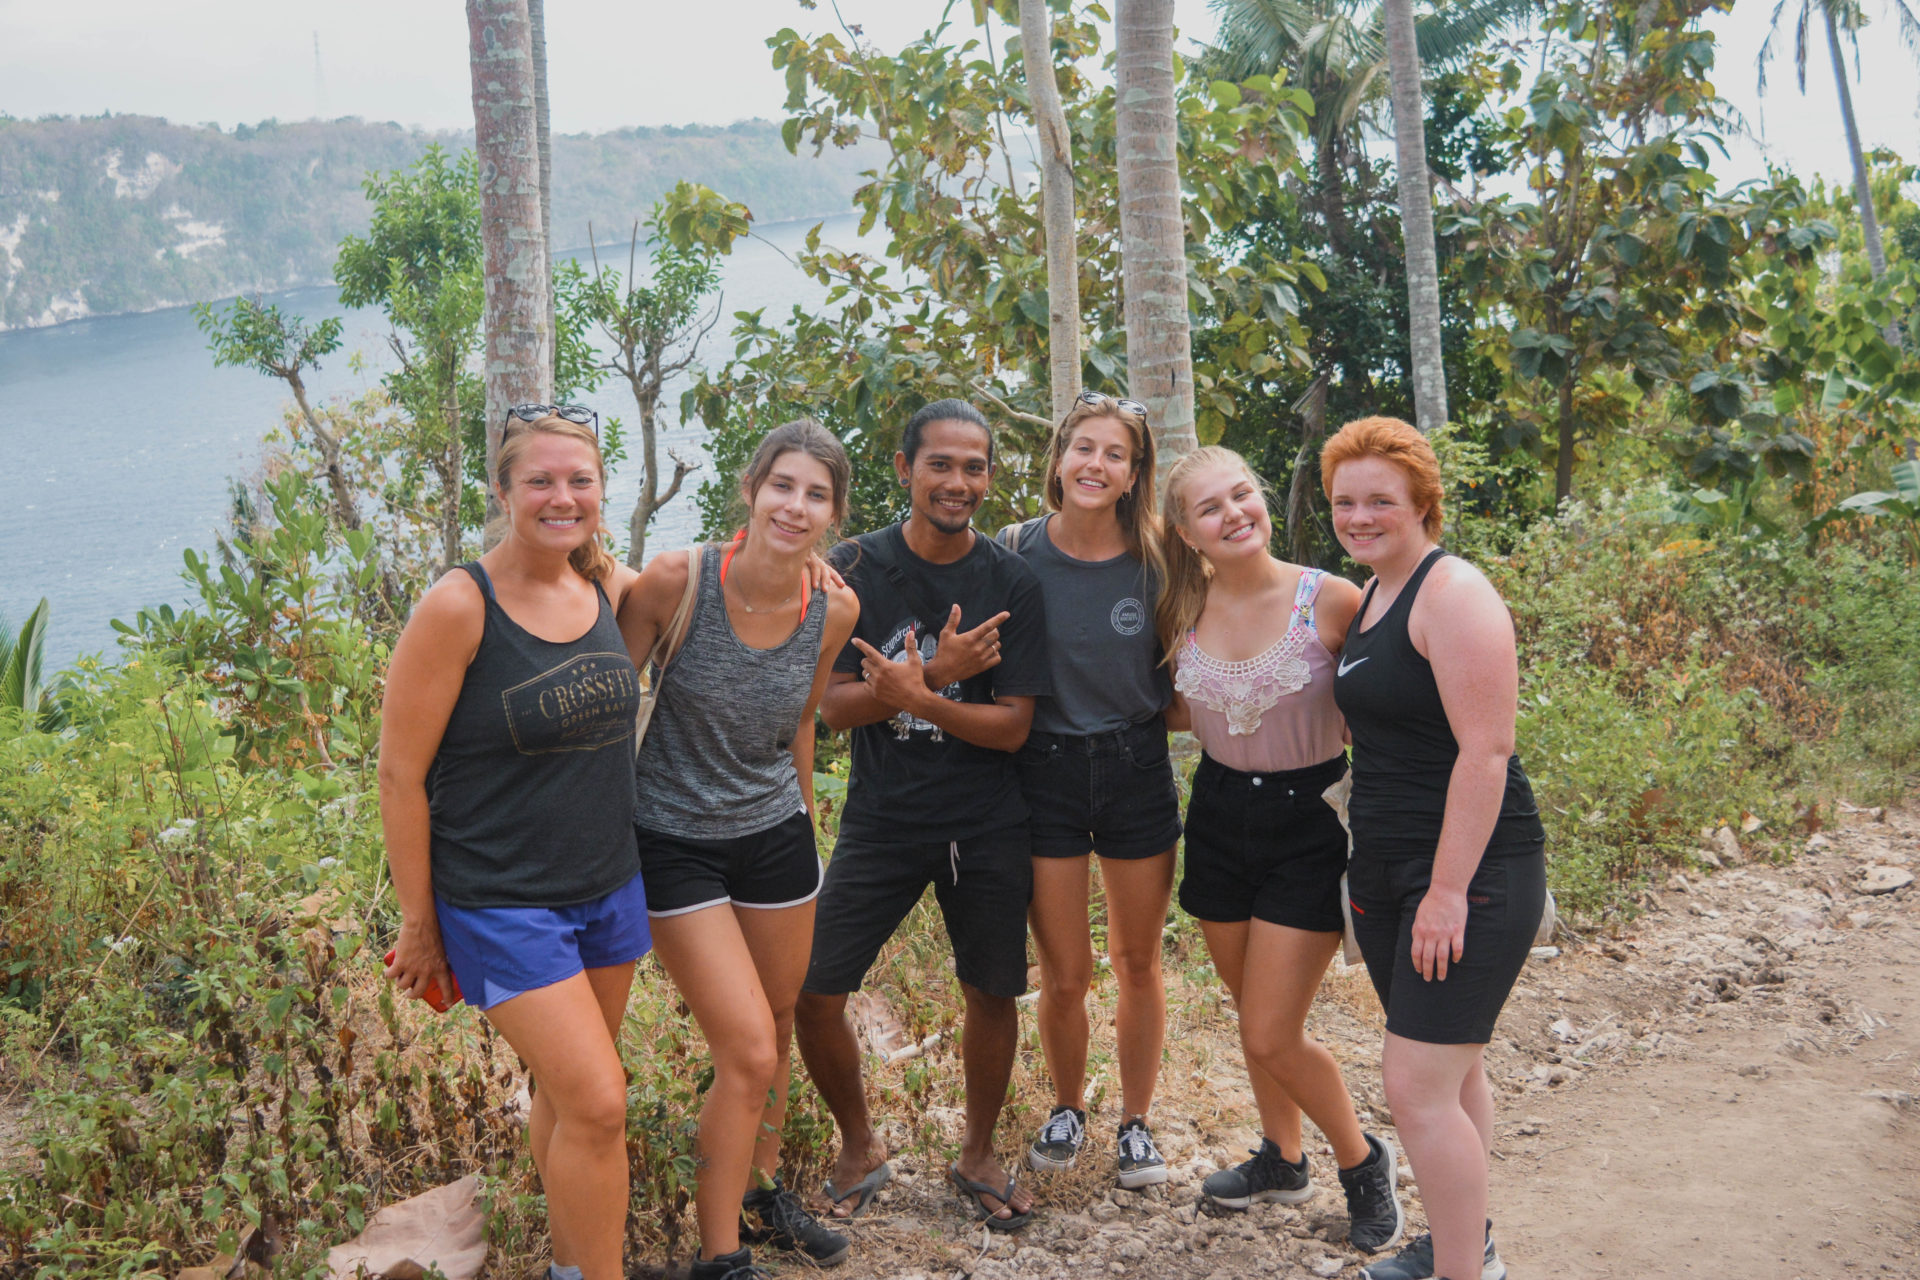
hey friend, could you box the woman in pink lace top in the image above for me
[1158,446,1406,1256]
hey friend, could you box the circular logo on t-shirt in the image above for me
[1111,598,1146,636]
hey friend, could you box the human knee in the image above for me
[1241,1021,1312,1074]
[1039,952,1093,1001]
[552,1074,630,1140]
[718,1037,781,1098]
[1107,943,1162,991]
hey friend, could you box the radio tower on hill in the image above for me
[313,32,329,121]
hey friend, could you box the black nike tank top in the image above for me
[427,563,642,907]
[1332,548,1545,861]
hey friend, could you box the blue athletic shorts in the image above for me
[435,869,652,1010]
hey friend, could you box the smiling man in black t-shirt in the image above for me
[795,399,1051,1233]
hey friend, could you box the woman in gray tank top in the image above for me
[379,410,652,1280]
[617,420,859,1280]
[1004,393,1184,1193]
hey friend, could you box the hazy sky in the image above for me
[0,0,1914,190]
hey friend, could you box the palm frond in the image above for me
[1414,0,1544,70]
[0,598,49,720]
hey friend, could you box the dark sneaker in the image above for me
[1028,1105,1087,1172]
[741,1177,851,1268]
[1358,1221,1505,1280]
[1337,1131,1406,1253]
[1116,1118,1169,1189]
[1200,1136,1313,1209]
[689,1247,772,1280]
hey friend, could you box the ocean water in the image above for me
[0,214,878,674]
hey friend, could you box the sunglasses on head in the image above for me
[506,403,600,440]
[1078,389,1149,421]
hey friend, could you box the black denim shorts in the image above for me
[1179,753,1351,932]
[802,823,1034,1000]
[1018,718,1183,861]
[1347,845,1547,1045]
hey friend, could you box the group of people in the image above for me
[379,393,1547,1280]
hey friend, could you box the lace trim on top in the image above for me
[1174,569,1323,736]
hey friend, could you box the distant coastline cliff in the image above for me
[0,115,871,331]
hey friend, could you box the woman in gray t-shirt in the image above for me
[1001,392,1182,1192]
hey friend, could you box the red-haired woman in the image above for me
[1324,416,1546,1280]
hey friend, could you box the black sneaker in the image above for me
[1027,1105,1087,1172]
[1337,1131,1406,1253]
[741,1177,851,1268]
[1116,1118,1169,1189]
[689,1247,772,1280]
[1200,1136,1313,1208]
[1357,1222,1505,1280]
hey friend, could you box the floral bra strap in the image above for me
[1293,567,1323,630]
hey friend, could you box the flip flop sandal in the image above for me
[947,1163,1033,1233]
[821,1161,892,1220]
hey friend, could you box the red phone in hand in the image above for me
[383,949,464,1012]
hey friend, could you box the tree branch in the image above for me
[970,380,1054,428]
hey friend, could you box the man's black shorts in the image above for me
[803,824,1033,1000]
[1018,719,1183,860]
[1347,844,1547,1045]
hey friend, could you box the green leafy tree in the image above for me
[690,1,1316,533]
[1439,0,1833,502]
[194,299,361,533]
[582,185,745,565]
[334,145,486,573]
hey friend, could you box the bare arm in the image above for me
[375,571,485,1004]
[795,584,860,816]
[1163,686,1192,733]
[849,631,1034,752]
[1406,559,1521,981]
[616,549,692,670]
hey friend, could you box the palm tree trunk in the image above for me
[1383,0,1449,435]
[1825,8,1888,280]
[468,0,551,533]
[529,0,557,386]
[1115,0,1197,481]
[1019,0,1082,424]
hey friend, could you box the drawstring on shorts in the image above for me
[949,840,960,885]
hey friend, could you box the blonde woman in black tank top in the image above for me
[380,411,651,1280]
[1324,417,1546,1280]
[616,421,858,1280]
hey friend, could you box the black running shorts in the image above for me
[636,809,823,917]
[1346,844,1547,1045]
[802,824,1033,1000]
[1179,753,1351,932]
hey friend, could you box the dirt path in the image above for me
[805,800,1919,1280]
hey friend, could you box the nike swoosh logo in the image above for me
[1336,654,1370,677]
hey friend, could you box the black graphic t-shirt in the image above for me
[427,565,642,907]
[829,524,1051,843]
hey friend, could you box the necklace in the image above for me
[721,530,805,615]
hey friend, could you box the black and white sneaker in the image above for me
[1337,1131,1406,1253]
[1116,1118,1169,1189]
[689,1248,773,1280]
[1358,1221,1505,1280]
[1200,1136,1313,1208]
[1028,1105,1087,1172]
[741,1177,850,1267]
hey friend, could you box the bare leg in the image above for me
[1234,922,1369,1169]
[794,989,887,1218]
[951,981,1034,1219]
[650,906,787,1261]
[1199,919,1305,1159]
[734,902,816,1182]
[1383,1034,1489,1280]
[1028,855,1094,1109]
[486,969,635,1280]
[1098,850,1173,1119]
